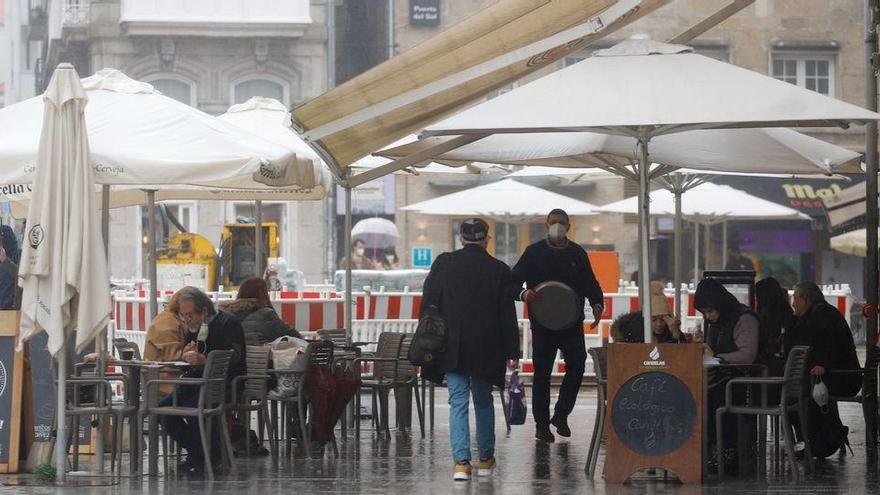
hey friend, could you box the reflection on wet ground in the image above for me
[1,388,878,494]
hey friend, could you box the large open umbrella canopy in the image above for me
[403,179,598,264]
[0,69,320,191]
[596,183,811,221]
[401,178,599,221]
[291,0,670,182]
[392,38,879,341]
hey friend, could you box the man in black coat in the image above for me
[421,218,520,481]
[787,281,860,458]
[160,286,247,472]
[789,282,860,396]
[512,208,604,443]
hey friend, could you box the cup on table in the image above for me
[121,349,135,361]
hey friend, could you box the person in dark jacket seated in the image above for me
[219,276,301,346]
[512,208,604,443]
[695,278,759,365]
[694,278,760,472]
[787,281,860,458]
[159,286,247,473]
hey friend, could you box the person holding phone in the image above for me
[511,208,604,443]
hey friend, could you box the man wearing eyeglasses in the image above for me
[160,286,246,473]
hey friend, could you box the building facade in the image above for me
[21,0,332,284]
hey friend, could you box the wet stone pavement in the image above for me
[1,386,879,494]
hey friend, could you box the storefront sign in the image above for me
[410,0,440,26]
[713,175,857,224]
[337,175,396,216]
[412,246,433,268]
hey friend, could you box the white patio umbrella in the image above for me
[217,97,328,277]
[381,133,858,318]
[597,183,812,221]
[0,69,319,190]
[351,217,400,250]
[402,178,598,264]
[401,178,599,220]
[0,70,325,317]
[17,64,110,481]
[414,38,880,341]
[597,182,812,284]
[831,229,874,257]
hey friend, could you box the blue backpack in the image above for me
[506,371,527,426]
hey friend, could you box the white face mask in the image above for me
[548,223,567,242]
[197,321,209,343]
[354,247,365,257]
[385,255,395,263]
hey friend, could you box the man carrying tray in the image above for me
[512,208,604,443]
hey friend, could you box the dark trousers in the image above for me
[159,387,206,459]
[531,328,586,426]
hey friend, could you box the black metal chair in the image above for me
[113,339,142,361]
[139,350,235,480]
[231,346,276,459]
[394,334,425,437]
[65,373,135,477]
[353,332,405,439]
[585,347,607,478]
[271,340,334,458]
[715,345,813,480]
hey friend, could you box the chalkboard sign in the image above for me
[611,372,697,456]
[605,343,703,484]
[0,311,24,473]
[29,332,91,447]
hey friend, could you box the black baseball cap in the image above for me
[460,218,489,242]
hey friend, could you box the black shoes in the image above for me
[535,424,555,443]
[550,416,571,437]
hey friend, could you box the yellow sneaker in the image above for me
[475,457,496,477]
[453,462,472,481]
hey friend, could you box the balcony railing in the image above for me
[63,0,90,28]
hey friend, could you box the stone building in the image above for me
[22,0,333,284]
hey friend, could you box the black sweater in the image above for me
[511,239,604,332]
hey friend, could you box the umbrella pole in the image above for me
[505,217,511,265]
[864,0,879,458]
[705,223,712,272]
[344,186,353,346]
[694,222,700,288]
[55,345,67,482]
[674,186,683,319]
[255,200,263,277]
[722,220,728,269]
[94,184,111,473]
[146,190,158,319]
[637,134,652,343]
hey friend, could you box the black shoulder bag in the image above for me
[408,263,448,367]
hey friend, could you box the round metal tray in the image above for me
[530,281,580,331]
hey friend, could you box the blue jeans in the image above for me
[447,372,495,463]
